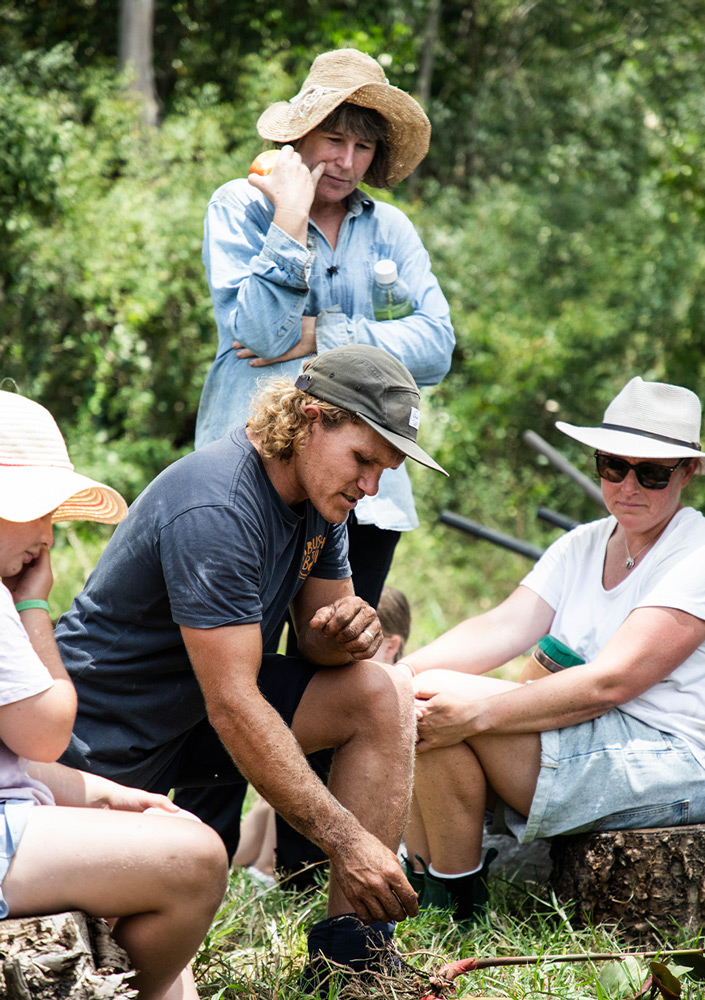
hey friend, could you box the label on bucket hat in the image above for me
[408,406,420,429]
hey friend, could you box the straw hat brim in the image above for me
[0,466,128,523]
[556,421,705,473]
[257,83,430,186]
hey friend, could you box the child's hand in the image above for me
[3,547,53,604]
[92,779,201,821]
[93,779,181,814]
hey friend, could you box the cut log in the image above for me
[550,825,705,941]
[0,911,136,999]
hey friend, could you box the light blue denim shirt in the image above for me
[196,179,455,530]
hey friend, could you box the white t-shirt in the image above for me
[521,506,705,764]
[0,584,55,805]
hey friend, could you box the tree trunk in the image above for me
[408,0,441,197]
[0,911,136,999]
[416,0,441,111]
[119,0,159,126]
[550,826,705,942]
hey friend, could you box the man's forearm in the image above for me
[210,688,360,855]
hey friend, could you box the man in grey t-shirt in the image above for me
[57,345,446,982]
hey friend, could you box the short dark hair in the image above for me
[310,102,391,188]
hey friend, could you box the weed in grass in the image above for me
[194,867,705,999]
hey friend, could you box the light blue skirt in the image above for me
[0,799,36,917]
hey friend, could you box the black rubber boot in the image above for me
[422,848,498,925]
[401,854,426,903]
[299,913,398,995]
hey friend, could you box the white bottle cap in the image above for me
[374,259,398,285]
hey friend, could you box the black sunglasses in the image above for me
[594,452,689,490]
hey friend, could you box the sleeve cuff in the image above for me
[254,223,316,289]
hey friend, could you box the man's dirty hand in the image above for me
[309,596,383,659]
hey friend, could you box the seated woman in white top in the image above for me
[397,377,705,923]
[0,390,228,1000]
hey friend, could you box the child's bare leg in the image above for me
[252,802,277,877]
[3,806,228,1000]
[231,793,271,868]
[403,791,430,870]
[161,966,198,1000]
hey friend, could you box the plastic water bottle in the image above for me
[372,259,413,320]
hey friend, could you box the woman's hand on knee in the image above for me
[415,691,478,751]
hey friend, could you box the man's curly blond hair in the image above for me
[247,377,359,462]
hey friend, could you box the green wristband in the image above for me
[14,599,50,613]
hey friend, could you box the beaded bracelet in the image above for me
[14,599,51,613]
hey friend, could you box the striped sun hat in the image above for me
[0,390,127,523]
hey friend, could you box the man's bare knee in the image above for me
[334,660,412,722]
[293,661,414,750]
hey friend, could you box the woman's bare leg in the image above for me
[3,806,228,1000]
[413,742,487,873]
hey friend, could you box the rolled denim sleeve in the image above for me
[203,180,316,359]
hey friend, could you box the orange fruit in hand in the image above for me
[249,150,279,176]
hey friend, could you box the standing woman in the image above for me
[196,48,454,608]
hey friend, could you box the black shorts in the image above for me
[151,652,320,793]
[158,652,320,858]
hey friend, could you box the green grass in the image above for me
[192,866,705,998]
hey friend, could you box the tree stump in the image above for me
[0,911,136,999]
[550,825,705,941]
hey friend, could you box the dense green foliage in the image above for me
[2,0,705,620]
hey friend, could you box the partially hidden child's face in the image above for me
[376,634,400,665]
[0,514,54,578]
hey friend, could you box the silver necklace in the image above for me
[624,535,656,570]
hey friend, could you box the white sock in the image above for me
[428,860,482,879]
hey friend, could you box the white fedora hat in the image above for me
[0,390,128,523]
[556,377,705,473]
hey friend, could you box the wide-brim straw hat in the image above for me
[257,48,430,187]
[0,390,128,523]
[556,376,705,473]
